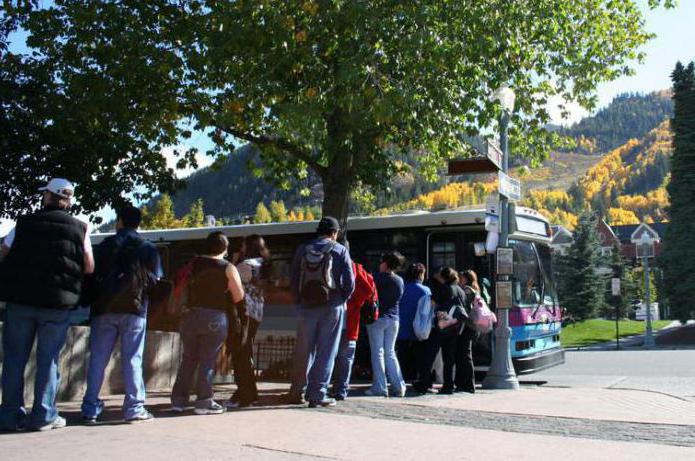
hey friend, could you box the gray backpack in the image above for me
[299,242,336,307]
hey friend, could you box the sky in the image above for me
[2,1,695,236]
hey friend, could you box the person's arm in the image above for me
[339,247,355,302]
[226,263,245,304]
[1,227,15,259]
[290,245,304,303]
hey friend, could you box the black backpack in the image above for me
[299,241,336,307]
[92,235,151,316]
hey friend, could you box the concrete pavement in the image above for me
[1,384,694,460]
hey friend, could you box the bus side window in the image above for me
[511,240,542,306]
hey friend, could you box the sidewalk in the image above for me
[1,383,694,460]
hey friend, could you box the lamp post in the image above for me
[639,233,656,349]
[482,86,520,390]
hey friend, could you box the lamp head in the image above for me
[491,86,516,113]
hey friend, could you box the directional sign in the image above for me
[611,278,621,296]
[448,135,503,175]
[498,171,521,201]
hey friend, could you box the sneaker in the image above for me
[170,405,186,413]
[308,398,337,408]
[283,393,305,405]
[392,388,406,398]
[225,400,253,410]
[82,415,97,425]
[438,387,454,395]
[194,402,225,415]
[364,388,388,397]
[36,416,67,431]
[333,394,346,401]
[126,411,155,423]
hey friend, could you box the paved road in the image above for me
[532,349,695,399]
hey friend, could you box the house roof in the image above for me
[612,222,668,243]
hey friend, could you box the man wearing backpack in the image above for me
[287,216,355,408]
[81,205,162,424]
[0,178,94,432]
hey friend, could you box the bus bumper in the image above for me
[512,347,565,375]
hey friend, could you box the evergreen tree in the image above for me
[556,212,605,320]
[605,243,638,318]
[661,61,695,323]
[254,202,272,224]
[269,200,288,222]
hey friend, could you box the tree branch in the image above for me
[218,125,326,175]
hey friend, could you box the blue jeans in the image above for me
[171,309,227,408]
[0,303,72,430]
[367,317,405,395]
[81,313,147,420]
[289,305,343,403]
[331,333,356,399]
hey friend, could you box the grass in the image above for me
[561,319,672,348]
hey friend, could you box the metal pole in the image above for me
[482,111,520,390]
[643,256,655,348]
[615,304,620,351]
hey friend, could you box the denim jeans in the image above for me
[331,333,357,399]
[171,309,228,408]
[288,305,343,403]
[0,303,71,430]
[367,317,405,395]
[81,313,148,420]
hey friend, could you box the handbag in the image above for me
[436,305,462,337]
[361,298,379,324]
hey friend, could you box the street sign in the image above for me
[496,247,514,275]
[498,171,521,201]
[485,196,499,216]
[496,281,513,309]
[611,278,621,296]
[448,135,503,174]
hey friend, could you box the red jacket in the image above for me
[345,262,378,341]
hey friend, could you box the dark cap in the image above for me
[317,216,340,235]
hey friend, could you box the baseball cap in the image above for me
[316,216,340,235]
[39,178,75,199]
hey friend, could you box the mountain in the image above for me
[555,91,672,154]
[166,91,673,225]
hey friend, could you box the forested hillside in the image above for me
[555,91,672,153]
[165,91,672,226]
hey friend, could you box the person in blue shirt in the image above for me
[396,263,431,384]
[81,205,163,424]
[366,251,406,397]
[287,217,355,408]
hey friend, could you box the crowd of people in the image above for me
[0,177,486,431]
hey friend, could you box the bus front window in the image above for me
[510,240,542,307]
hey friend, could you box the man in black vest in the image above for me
[0,178,95,431]
[81,205,162,424]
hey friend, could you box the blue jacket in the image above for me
[290,237,355,308]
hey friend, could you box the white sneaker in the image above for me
[126,411,155,424]
[194,402,225,415]
[36,416,66,432]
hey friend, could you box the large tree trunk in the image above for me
[321,159,353,239]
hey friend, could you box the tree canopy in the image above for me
[1,0,674,224]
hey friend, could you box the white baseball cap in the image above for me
[38,178,75,199]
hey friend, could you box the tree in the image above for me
[556,212,605,320]
[605,243,638,318]
[9,1,673,227]
[0,2,196,221]
[661,61,695,323]
[182,199,205,228]
[254,202,272,224]
[141,194,181,230]
[269,200,288,223]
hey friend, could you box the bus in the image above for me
[93,206,564,375]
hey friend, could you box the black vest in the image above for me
[0,207,87,309]
[188,257,231,311]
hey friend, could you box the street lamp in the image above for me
[482,86,520,390]
[638,232,658,348]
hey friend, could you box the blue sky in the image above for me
[1,1,694,235]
